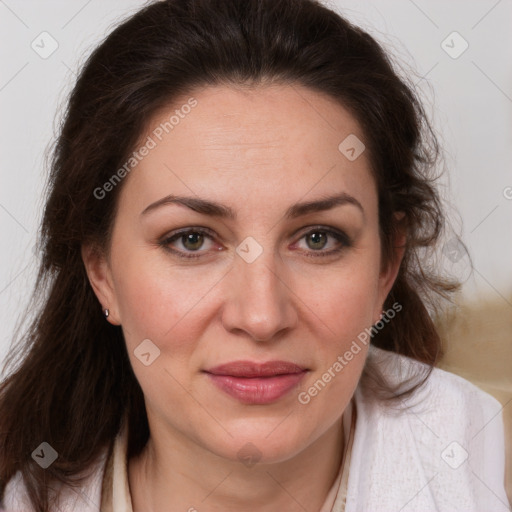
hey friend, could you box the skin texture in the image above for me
[82,83,405,512]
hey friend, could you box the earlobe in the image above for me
[81,244,120,325]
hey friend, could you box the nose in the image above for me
[220,248,298,342]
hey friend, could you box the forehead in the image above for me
[118,83,376,217]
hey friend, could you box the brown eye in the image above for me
[181,232,205,251]
[159,227,218,259]
[306,231,328,250]
[293,226,352,258]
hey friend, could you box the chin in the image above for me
[203,426,309,466]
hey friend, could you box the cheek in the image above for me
[298,259,381,339]
[111,256,214,410]
[111,246,221,354]
[293,267,376,427]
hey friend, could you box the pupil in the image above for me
[308,232,326,249]
[184,233,203,250]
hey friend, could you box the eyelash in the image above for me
[158,226,352,260]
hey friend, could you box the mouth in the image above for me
[203,360,308,405]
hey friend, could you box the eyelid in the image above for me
[292,224,348,239]
[162,226,217,239]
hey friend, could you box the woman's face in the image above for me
[84,83,402,464]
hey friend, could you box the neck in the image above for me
[128,415,345,512]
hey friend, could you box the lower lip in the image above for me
[205,372,307,405]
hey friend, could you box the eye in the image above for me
[304,231,329,250]
[159,225,351,260]
[293,227,351,257]
[178,232,208,251]
[159,227,219,259]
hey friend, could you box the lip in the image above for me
[204,360,308,405]
[205,360,306,377]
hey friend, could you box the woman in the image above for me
[0,0,508,511]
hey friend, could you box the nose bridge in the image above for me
[221,236,296,341]
[238,245,280,298]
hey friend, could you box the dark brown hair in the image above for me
[0,0,459,509]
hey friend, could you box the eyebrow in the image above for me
[140,192,364,220]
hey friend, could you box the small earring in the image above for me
[103,308,110,319]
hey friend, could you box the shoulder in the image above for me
[1,450,108,511]
[362,344,503,421]
[347,345,509,511]
[359,345,506,455]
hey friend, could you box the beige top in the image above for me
[100,399,356,512]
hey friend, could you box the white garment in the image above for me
[2,345,510,511]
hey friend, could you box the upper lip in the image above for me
[204,360,307,378]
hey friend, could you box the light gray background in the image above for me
[1,0,511,367]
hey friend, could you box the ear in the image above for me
[81,243,121,325]
[374,212,406,323]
